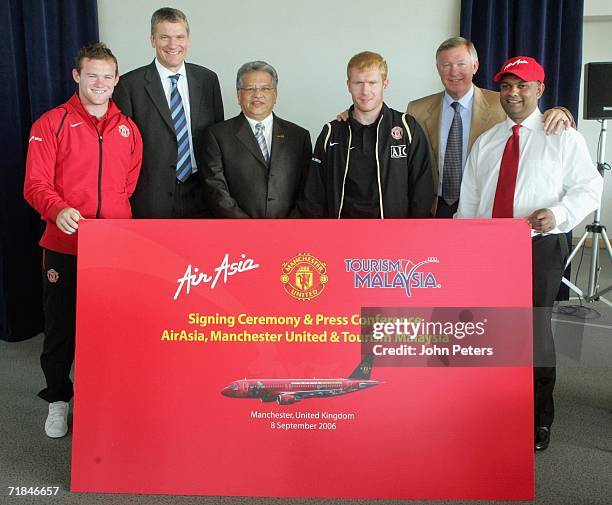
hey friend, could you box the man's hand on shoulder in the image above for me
[336,110,349,122]
[542,107,575,135]
[527,208,556,233]
[56,207,83,235]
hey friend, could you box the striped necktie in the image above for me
[169,74,192,182]
[255,122,270,164]
[442,101,463,205]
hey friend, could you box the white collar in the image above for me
[504,108,543,132]
[443,85,475,109]
[244,113,273,131]
[155,59,187,80]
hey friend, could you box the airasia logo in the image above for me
[503,58,529,71]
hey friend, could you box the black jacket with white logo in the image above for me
[298,103,434,218]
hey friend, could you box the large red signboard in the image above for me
[72,219,534,499]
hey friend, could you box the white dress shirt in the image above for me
[456,108,602,234]
[244,113,273,154]
[155,59,197,171]
[438,86,474,194]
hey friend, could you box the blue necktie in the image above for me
[169,74,192,182]
[255,123,270,164]
[442,101,463,205]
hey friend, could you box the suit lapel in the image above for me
[269,115,285,170]
[235,114,268,168]
[144,61,175,134]
[469,86,491,152]
[186,63,201,129]
[424,93,443,164]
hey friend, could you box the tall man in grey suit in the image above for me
[201,61,311,218]
[407,37,573,217]
[113,7,224,218]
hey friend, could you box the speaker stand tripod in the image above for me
[562,119,612,306]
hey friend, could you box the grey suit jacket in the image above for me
[113,61,224,218]
[407,86,505,193]
[201,113,311,218]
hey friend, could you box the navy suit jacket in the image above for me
[113,60,224,218]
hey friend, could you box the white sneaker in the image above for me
[45,401,69,438]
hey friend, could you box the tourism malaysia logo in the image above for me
[344,257,441,297]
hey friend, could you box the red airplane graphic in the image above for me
[221,354,380,405]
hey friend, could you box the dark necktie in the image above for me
[492,124,521,218]
[169,74,192,182]
[442,101,463,205]
[255,123,270,164]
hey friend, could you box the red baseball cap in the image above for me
[493,56,545,83]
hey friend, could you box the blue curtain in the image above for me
[461,0,584,120]
[1,0,99,341]
[460,0,584,300]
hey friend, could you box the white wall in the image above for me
[98,0,612,229]
[584,0,612,17]
[98,0,459,138]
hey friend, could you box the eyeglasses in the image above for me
[239,86,276,94]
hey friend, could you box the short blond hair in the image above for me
[151,7,189,35]
[347,51,388,81]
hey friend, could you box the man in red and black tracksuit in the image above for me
[24,43,143,438]
[298,51,433,218]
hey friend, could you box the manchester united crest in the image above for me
[391,126,403,140]
[47,269,59,283]
[281,253,328,301]
[118,124,130,138]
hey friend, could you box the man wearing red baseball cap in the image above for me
[407,39,575,218]
[456,56,603,451]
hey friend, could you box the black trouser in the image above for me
[532,234,569,429]
[38,249,77,403]
[171,174,211,218]
[435,197,459,218]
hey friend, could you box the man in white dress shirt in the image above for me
[407,37,574,218]
[456,56,602,451]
